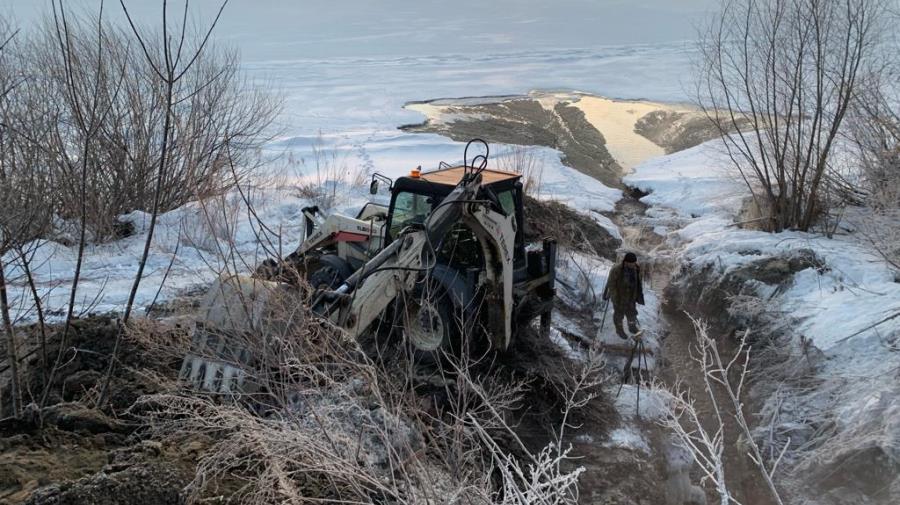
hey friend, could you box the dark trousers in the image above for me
[613,303,639,338]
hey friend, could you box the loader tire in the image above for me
[308,263,344,290]
[404,285,490,366]
[405,289,456,353]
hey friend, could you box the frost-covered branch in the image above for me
[654,317,787,505]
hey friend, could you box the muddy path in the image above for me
[613,191,778,505]
[401,91,777,503]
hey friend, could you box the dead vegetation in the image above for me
[152,273,609,504]
[653,319,786,505]
[0,7,277,244]
[524,196,620,260]
[292,136,370,212]
[495,145,545,196]
[0,276,612,503]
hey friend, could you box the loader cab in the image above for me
[384,166,527,272]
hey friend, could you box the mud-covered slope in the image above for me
[634,110,720,154]
[524,196,620,260]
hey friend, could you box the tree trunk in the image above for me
[0,255,21,418]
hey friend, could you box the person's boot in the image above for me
[614,320,629,340]
[628,320,640,335]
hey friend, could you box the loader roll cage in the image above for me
[385,168,528,275]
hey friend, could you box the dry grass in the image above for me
[293,137,369,211]
[129,275,603,504]
[495,145,545,196]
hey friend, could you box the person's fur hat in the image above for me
[623,252,637,263]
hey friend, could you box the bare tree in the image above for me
[0,17,24,418]
[851,77,900,210]
[0,26,59,397]
[98,0,231,407]
[698,0,889,231]
[846,53,900,272]
[7,5,278,242]
[38,0,126,409]
[0,17,61,417]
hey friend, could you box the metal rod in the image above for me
[598,298,610,335]
[635,339,641,419]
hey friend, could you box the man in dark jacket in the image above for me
[603,252,645,339]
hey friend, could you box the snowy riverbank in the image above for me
[626,139,900,504]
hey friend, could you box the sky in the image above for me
[3,0,718,60]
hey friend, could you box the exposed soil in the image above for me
[524,195,621,260]
[0,316,196,504]
[0,428,110,504]
[633,110,721,154]
[658,303,779,505]
[504,328,674,505]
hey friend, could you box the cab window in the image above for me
[497,189,516,216]
[389,191,433,239]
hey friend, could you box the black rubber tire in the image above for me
[405,285,488,366]
[406,288,456,353]
[308,263,344,290]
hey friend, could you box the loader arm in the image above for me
[315,171,517,347]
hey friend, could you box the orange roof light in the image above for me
[410,165,421,178]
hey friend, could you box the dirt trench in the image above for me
[611,191,780,505]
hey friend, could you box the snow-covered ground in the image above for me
[626,139,900,365]
[626,139,900,496]
[553,250,661,353]
[624,141,747,218]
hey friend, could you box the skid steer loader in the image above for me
[181,140,557,393]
